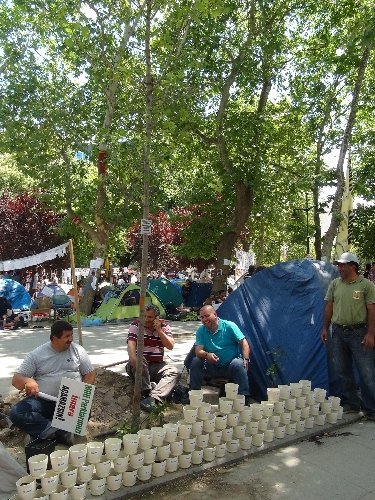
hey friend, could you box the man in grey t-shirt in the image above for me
[10,320,95,445]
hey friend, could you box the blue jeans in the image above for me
[189,357,250,395]
[10,397,57,439]
[330,324,375,415]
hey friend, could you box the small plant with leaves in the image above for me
[182,311,199,321]
[116,423,139,438]
[266,347,284,387]
[116,400,170,436]
[147,400,169,427]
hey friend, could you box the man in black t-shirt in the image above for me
[0,297,12,317]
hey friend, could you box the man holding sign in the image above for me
[10,321,95,445]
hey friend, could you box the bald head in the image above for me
[199,305,218,332]
[200,305,215,315]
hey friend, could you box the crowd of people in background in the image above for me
[1,260,374,322]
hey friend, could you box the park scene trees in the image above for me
[0,0,374,271]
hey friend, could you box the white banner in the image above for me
[51,377,95,436]
[0,243,68,271]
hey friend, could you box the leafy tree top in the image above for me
[0,193,65,263]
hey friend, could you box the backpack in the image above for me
[167,383,190,405]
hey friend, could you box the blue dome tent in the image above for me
[218,259,339,402]
[0,278,31,310]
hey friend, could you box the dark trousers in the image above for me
[330,324,375,415]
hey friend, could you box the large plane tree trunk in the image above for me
[321,46,370,260]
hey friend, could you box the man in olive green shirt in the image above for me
[321,252,375,419]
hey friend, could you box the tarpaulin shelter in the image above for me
[172,281,212,308]
[0,241,84,346]
[0,278,31,310]
[218,259,338,402]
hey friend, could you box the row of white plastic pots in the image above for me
[15,433,247,500]
[15,381,340,498]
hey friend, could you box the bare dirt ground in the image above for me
[1,368,254,499]
[0,368,184,468]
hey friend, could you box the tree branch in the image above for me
[216,0,258,173]
[192,128,217,145]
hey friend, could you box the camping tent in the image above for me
[36,283,72,319]
[38,283,71,300]
[147,278,183,308]
[93,284,166,321]
[218,259,339,402]
[0,278,31,310]
[173,281,212,308]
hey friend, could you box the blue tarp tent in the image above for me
[218,259,338,402]
[0,278,31,310]
[170,279,212,308]
[186,282,212,308]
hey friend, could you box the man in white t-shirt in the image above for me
[130,273,138,284]
[10,320,95,445]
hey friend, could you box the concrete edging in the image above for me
[98,413,361,500]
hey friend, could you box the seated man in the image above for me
[189,305,251,401]
[203,293,215,307]
[3,310,25,330]
[126,304,179,412]
[10,320,95,445]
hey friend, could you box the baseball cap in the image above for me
[334,252,359,264]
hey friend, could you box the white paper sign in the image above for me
[51,377,95,436]
[235,249,254,271]
[140,219,152,235]
[90,258,104,269]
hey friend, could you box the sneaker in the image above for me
[140,397,158,413]
[55,430,75,446]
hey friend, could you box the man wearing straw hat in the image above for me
[321,252,375,420]
[189,305,251,400]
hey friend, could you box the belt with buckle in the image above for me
[334,323,366,331]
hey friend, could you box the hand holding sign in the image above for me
[51,377,95,436]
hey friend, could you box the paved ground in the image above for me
[1,321,375,500]
[142,418,375,500]
[0,320,197,396]
[221,419,375,500]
